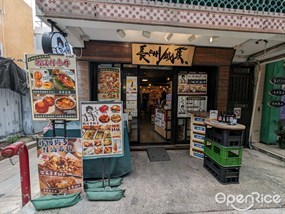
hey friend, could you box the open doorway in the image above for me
[139,66,173,144]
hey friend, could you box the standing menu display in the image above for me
[27,54,78,120]
[98,68,120,101]
[37,138,83,195]
[81,101,124,158]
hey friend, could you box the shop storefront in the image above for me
[74,41,237,146]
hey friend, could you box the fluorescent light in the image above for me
[210,36,219,43]
[117,29,126,38]
[164,33,173,41]
[188,35,197,43]
[142,31,151,38]
[142,78,148,82]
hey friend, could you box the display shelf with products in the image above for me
[154,109,171,140]
[189,113,208,159]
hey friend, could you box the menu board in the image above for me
[178,96,208,117]
[80,101,124,158]
[37,138,83,195]
[26,54,78,120]
[178,73,207,95]
[98,68,120,101]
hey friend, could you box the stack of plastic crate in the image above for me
[203,127,243,184]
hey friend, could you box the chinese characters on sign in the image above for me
[80,101,124,158]
[132,44,195,66]
[37,138,83,195]
[27,54,78,120]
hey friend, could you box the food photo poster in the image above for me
[37,138,83,195]
[80,101,124,159]
[26,54,78,120]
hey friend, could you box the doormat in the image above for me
[147,147,170,162]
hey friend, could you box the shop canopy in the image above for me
[0,57,28,95]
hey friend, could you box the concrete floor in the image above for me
[18,148,285,214]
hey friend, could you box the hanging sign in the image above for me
[132,44,195,66]
[268,100,285,107]
[98,68,121,101]
[27,54,78,120]
[42,32,71,54]
[269,89,285,96]
[37,138,83,195]
[270,78,285,85]
[80,101,124,159]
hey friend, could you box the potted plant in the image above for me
[276,120,285,149]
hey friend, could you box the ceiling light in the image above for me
[164,33,173,41]
[188,35,197,43]
[142,78,148,82]
[117,29,126,38]
[142,31,151,38]
[210,36,219,43]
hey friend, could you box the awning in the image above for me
[0,57,28,95]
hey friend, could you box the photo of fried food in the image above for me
[103,138,112,146]
[84,141,93,147]
[94,147,103,154]
[46,177,76,189]
[38,156,81,175]
[111,105,121,113]
[83,130,96,139]
[104,147,112,154]
[94,140,102,147]
[99,114,110,123]
[43,96,54,106]
[111,114,121,123]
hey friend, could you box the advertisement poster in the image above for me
[126,76,137,93]
[37,138,83,195]
[178,73,207,95]
[81,101,124,158]
[26,54,78,120]
[178,96,207,117]
[126,100,138,117]
[98,68,120,101]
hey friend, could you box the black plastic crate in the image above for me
[203,154,240,184]
[206,127,243,147]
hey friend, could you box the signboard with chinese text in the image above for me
[80,101,124,159]
[132,44,195,66]
[178,73,207,95]
[27,54,78,120]
[98,68,121,101]
[37,138,83,195]
[178,96,207,117]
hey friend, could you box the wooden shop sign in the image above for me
[132,44,195,66]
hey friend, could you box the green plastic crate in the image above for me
[204,138,243,166]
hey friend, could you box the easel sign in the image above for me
[80,101,124,159]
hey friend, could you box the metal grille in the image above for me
[148,0,285,13]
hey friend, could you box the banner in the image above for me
[98,68,120,101]
[26,54,78,120]
[178,96,207,117]
[81,101,124,158]
[178,73,207,95]
[37,138,83,195]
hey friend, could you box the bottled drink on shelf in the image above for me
[218,111,223,122]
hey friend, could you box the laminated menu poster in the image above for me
[26,54,78,120]
[178,96,207,117]
[178,73,207,95]
[98,68,121,101]
[80,101,124,159]
[37,138,83,195]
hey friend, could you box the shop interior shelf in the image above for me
[203,154,240,185]
[204,138,242,166]
[206,127,243,147]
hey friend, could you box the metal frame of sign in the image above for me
[80,101,124,159]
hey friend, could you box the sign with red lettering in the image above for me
[37,138,83,195]
[26,54,78,120]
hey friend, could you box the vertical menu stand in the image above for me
[101,158,111,188]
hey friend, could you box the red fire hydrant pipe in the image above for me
[0,142,31,206]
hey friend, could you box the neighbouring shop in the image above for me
[73,41,246,147]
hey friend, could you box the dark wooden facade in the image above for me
[74,41,235,111]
